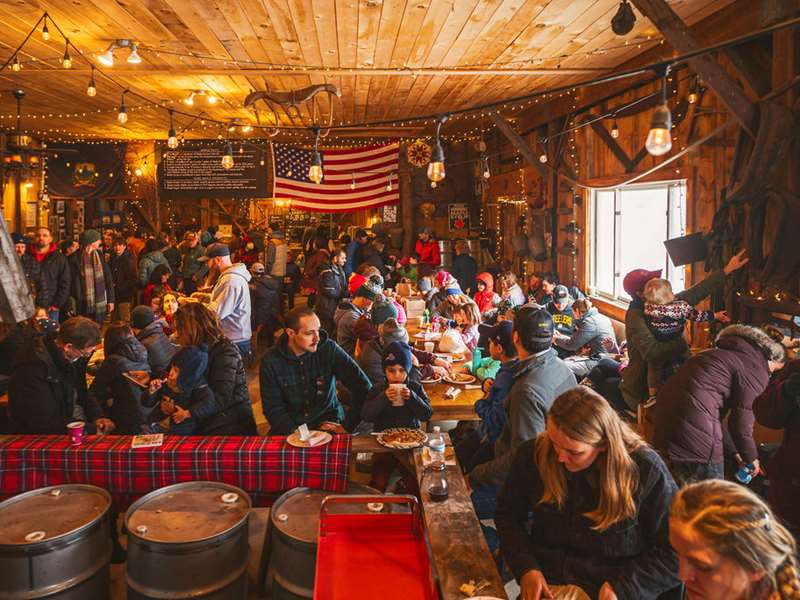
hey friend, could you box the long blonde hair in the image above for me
[671,480,800,600]
[535,387,644,531]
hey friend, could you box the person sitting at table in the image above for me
[498,272,527,307]
[468,307,576,519]
[495,387,680,600]
[88,323,151,435]
[144,346,214,435]
[334,279,381,354]
[670,479,800,600]
[554,298,619,378]
[547,285,577,340]
[474,272,501,315]
[431,288,469,320]
[453,301,481,351]
[131,305,177,379]
[362,341,432,492]
[260,305,372,435]
[457,320,518,474]
[172,302,257,435]
[396,253,419,284]
[9,316,115,435]
[143,264,173,306]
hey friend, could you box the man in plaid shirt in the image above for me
[260,306,372,435]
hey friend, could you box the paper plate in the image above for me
[286,430,333,448]
[444,374,476,385]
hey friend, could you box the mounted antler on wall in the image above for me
[244,84,341,130]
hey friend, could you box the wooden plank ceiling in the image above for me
[0,0,734,141]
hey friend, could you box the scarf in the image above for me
[81,249,107,315]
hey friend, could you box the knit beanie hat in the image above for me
[79,229,101,246]
[382,341,412,375]
[172,346,208,392]
[371,300,398,325]
[131,305,155,330]
[445,286,462,296]
[355,280,382,301]
[379,318,409,346]
[348,273,367,297]
[11,232,27,245]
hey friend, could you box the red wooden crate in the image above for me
[313,495,440,600]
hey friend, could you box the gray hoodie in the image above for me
[209,263,252,343]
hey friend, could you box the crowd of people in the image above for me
[3,222,800,600]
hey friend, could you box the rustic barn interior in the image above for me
[0,0,799,598]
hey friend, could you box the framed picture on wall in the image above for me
[382,204,397,224]
[59,216,65,227]
[55,200,64,214]
[448,203,470,232]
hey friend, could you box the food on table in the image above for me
[377,428,427,449]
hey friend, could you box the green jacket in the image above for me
[620,270,725,410]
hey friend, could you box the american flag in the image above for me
[272,142,400,212]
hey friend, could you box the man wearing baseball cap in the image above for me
[199,242,252,359]
[618,250,749,415]
[547,284,577,341]
[469,306,577,517]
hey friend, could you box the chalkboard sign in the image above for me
[159,143,268,199]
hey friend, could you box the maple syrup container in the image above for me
[0,484,111,600]
[125,481,251,600]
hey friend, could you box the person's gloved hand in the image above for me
[782,372,800,405]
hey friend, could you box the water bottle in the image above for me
[735,463,755,485]
[422,308,430,327]
[427,426,446,469]
[472,347,483,372]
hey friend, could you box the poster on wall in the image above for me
[47,144,126,199]
[159,143,268,199]
[382,204,397,224]
[448,204,470,232]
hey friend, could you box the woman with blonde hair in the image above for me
[495,386,680,600]
[670,479,800,600]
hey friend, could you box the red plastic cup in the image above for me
[67,421,85,446]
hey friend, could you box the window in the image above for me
[589,181,686,302]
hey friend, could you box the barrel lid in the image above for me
[0,485,110,545]
[270,484,380,543]
[126,482,250,544]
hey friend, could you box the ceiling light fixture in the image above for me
[96,40,140,67]
[117,90,128,124]
[167,109,178,149]
[127,43,141,64]
[645,66,673,156]
[427,114,449,183]
[11,55,21,72]
[183,92,195,106]
[610,119,619,139]
[222,141,234,170]
[42,17,49,41]
[611,0,636,36]
[309,127,323,184]
[61,40,72,69]
[87,66,97,96]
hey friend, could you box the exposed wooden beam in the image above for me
[589,118,635,172]
[631,0,756,134]
[489,111,549,180]
[214,199,247,235]
[723,42,773,98]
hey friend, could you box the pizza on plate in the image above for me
[377,428,427,449]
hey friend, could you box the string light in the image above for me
[480,154,491,179]
[86,66,97,97]
[350,173,355,190]
[646,66,673,156]
[610,119,619,138]
[539,152,547,163]
[41,17,49,41]
[167,109,178,149]
[11,55,21,72]
[183,92,195,106]
[427,115,448,183]
[222,141,234,169]
[309,127,323,184]
[61,39,72,69]
[385,173,392,191]
[117,91,128,124]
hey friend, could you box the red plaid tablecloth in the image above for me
[0,434,352,508]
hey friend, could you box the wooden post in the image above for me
[631,0,756,134]
[399,150,414,256]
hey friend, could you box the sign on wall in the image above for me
[448,203,470,232]
[159,143,268,199]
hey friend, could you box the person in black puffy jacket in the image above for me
[249,262,280,348]
[131,306,177,378]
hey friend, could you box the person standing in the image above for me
[334,280,380,354]
[70,229,114,324]
[137,238,171,289]
[130,305,177,378]
[109,235,137,323]
[30,227,70,324]
[161,234,182,289]
[414,227,440,272]
[179,230,208,295]
[265,229,288,280]
[345,228,369,278]
[13,232,44,301]
[260,306,372,435]
[315,248,348,336]
[452,239,477,295]
[198,243,252,359]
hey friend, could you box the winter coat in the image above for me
[357,337,429,386]
[19,252,46,303]
[109,249,137,304]
[209,264,252,344]
[754,360,800,534]
[621,270,724,410]
[31,244,70,309]
[344,239,367,278]
[474,358,517,443]
[137,250,170,287]
[251,273,280,328]
[301,248,330,291]
[315,263,348,327]
[69,248,115,315]
[136,320,177,378]
[88,336,150,434]
[470,349,577,488]
[266,239,288,278]
[554,307,618,355]
[259,330,372,434]
[653,325,782,465]
[195,339,257,435]
[473,272,500,314]
[496,440,680,600]
[180,243,208,281]
[414,239,440,267]
[362,380,432,431]
[452,253,478,295]
[9,335,104,434]
[333,299,364,355]
[503,283,527,307]
[163,246,181,277]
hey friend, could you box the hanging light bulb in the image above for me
[539,152,547,163]
[386,174,392,191]
[481,155,491,179]
[127,43,141,64]
[207,94,217,105]
[97,46,114,67]
[427,114,449,183]
[167,110,178,149]
[222,141,234,170]
[226,122,237,133]
[645,67,673,156]
[11,55,21,72]
[308,127,324,184]
[61,40,72,69]
[350,173,356,190]
[238,145,244,154]
[117,91,128,124]
[42,18,49,41]
[241,124,253,133]
[610,119,619,139]
[86,66,97,97]
[687,75,699,104]
[430,181,437,189]
[183,92,195,106]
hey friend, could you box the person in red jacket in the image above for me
[414,227,440,273]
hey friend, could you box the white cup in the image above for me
[424,341,435,353]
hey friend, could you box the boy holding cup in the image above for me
[362,341,433,491]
